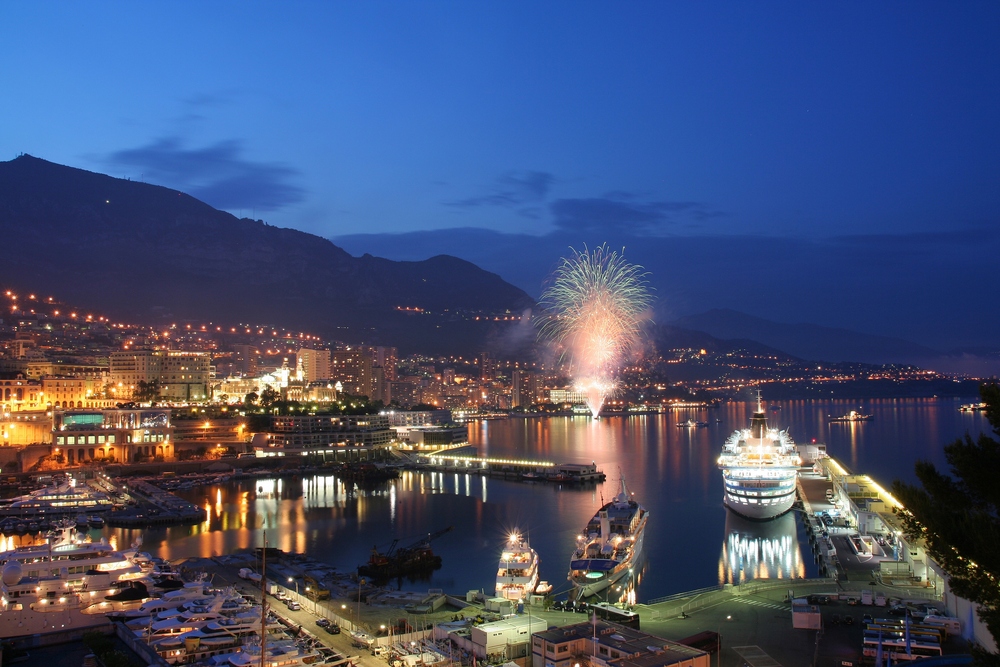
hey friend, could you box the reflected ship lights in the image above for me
[718,512,809,585]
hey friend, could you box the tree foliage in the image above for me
[135,379,160,403]
[892,383,1000,664]
[260,386,280,408]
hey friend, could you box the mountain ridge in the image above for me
[0,155,533,355]
[670,308,941,364]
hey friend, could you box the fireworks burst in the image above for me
[538,244,652,417]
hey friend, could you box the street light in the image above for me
[358,577,366,629]
[289,577,298,596]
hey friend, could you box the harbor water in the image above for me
[108,397,990,602]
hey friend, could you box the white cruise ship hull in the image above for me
[722,472,797,521]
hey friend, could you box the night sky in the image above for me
[2,3,998,350]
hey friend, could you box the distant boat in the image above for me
[676,419,709,428]
[959,402,987,412]
[829,410,872,423]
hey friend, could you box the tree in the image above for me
[135,379,160,403]
[244,392,259,408]
[260,386,280,409]
[892,383,1000,665]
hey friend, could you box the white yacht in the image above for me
[226,637,323,667]
[717,397,801,520]
[568,477,648,598]
[0,480,113,516]
[495,531,540,602]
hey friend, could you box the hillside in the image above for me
[670,309,941,364]
[0,155,534,354]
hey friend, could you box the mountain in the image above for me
[0,155,534,355]
[670,309,942,364]
[332,227,1000,354]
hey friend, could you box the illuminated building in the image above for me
[253,413,393,450]
[52,407,174,464]
[296,347,331,383]
[531,620,709,667]
[330,348,374,397]
[110,350,211,401]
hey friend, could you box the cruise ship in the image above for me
[495,531,540,602]
[568,477,647,598]
[717,397,801,521]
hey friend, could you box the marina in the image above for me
[0,398,989,665]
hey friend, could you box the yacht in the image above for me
[568,477,647,598]
[226,637,323,667]
[718,397,801,520]
[495,532,540,602]
[829,410,872,422]
[0,480,113,516]
[0,524,172,638]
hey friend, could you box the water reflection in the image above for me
[718,511,812,585]
[101,399,987,602]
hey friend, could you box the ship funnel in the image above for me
[749,401,768,439]
[599,510,610,545]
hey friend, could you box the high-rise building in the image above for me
[232,344,258,377]
[362,345,398,382]
[296,348,331,383]
[330,348,374,398]
[512,369,538,408]
[110,350,211,402]
[480,352,497,381]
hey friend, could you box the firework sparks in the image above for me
[538,244,652,417]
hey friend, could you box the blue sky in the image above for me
[2,3,999,349]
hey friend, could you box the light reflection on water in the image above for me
[105,398,988,601]
[718,511,808,585]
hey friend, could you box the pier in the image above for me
[413,453,605,483]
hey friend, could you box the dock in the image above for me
[412,453,605,483]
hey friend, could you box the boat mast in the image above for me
[260,530,267,667]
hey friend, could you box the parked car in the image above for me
[287,601,301,611]
[808,595,830,604]
[830,614,841,625]
[844,616,854,626]
[862,613,874,625]
[324,623,341,635]
[316,618,331,628]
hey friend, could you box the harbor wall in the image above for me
[5,618,113,650]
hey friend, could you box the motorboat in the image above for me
[495,531,540,602]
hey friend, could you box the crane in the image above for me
[359,526,453,580]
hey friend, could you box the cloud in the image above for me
[550,196,720,233]
[448,170,554,209]
[103,137,304,212]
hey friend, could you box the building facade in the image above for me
[255,414,393,450]
[330,349,374,398]
[532,620,709,667]
[52,408,174,464]
[297,348,332,383]
[110,350,211,402]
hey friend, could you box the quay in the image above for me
[412,452,606,483]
